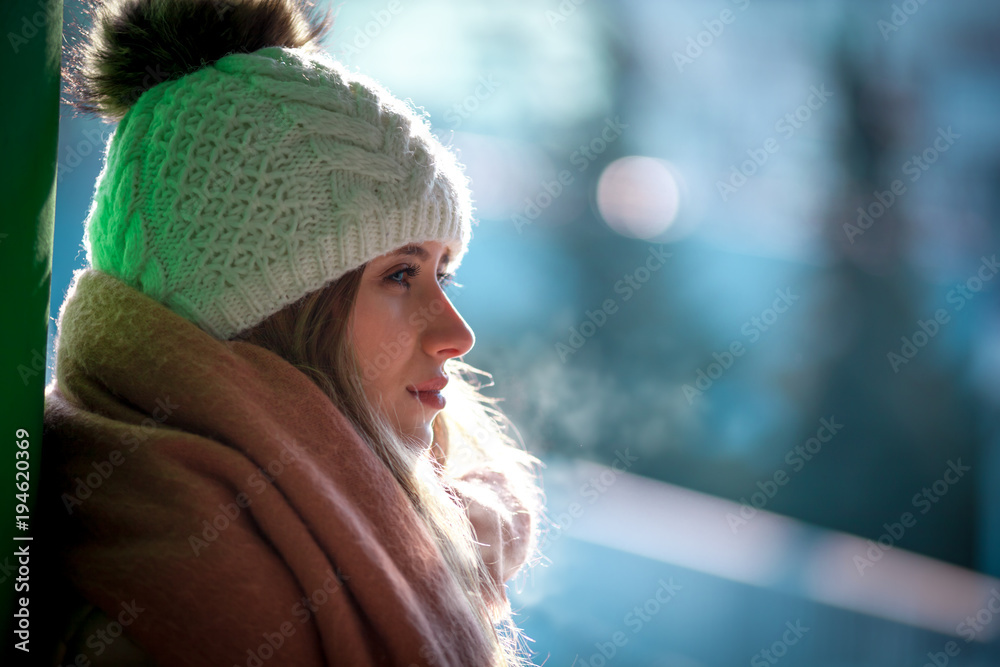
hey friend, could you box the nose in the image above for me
[421,290,475,360]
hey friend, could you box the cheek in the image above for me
[348,300,377,372]
[350,290,414,377]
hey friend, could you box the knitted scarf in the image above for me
[41,268,500,666]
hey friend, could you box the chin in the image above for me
[414,426,434,450]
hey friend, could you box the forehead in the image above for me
[384,242,453,265]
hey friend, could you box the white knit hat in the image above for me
[81,42,474,339]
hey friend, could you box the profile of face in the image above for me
[348,240,476,450]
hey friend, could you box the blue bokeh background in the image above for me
[50,0,1000,664]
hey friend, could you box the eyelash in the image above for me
[384,264,460,291]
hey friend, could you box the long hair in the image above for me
[63,0,548,662]
[231,263,547,666]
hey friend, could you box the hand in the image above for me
[450,468,533,589]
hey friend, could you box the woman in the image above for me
[41,0,547,664]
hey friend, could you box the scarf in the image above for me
[41,268,501,666]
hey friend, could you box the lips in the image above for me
[407,375,448,410]
[407,376,448,393]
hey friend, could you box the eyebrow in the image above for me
[389,244,452,267]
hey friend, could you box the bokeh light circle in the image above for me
[596,156,682,239]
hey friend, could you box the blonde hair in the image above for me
[232,263,547,666]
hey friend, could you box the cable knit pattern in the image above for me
[83,45,473,339]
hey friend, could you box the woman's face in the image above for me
[348,240,475,450]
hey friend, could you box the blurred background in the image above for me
[48,0,1000,664]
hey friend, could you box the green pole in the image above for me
[0,0,62,663]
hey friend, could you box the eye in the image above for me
[384,264,462,293]
[385,265,420,288]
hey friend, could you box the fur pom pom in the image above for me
[63,0,334,121]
